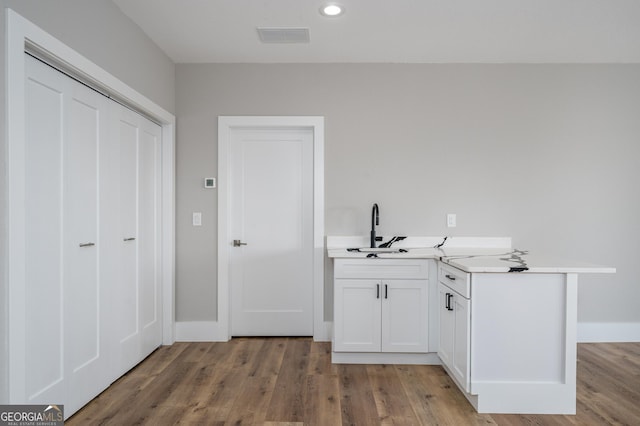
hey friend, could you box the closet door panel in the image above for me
[24,61,65,403]
[139,122,162,353]
[98,97,120,384]
[64,94,99,367]
[115,113,141,373]
[64,79,110,414]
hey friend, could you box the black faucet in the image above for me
[370,203,380,248]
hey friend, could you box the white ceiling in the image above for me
[112,0,640,64]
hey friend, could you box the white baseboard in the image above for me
[175,321,228,342]
[578,322,640,343]
[175,320,333,342]
[314,321,332,342]
[176,321,640,343]
[332,351,441,365]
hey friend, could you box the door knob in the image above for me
[233,239,247,247]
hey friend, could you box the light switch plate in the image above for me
[447,213,456,228]
[193,212,202,226]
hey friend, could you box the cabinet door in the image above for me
[334,279,381,352]
[438,283,455,367]
[452,294,470,393]
[438,284,455,368]
[382,279,428,352]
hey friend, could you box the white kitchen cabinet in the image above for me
[438,263,471,393]
[438,282,470,392]
[327,237,605,414]
[452,293,470,389]
[437,262,578,414]
[437,284,454,367]
[469,272,576,414]
[334,279,382,352]
[333,259,428,354]
[382,279,429,352]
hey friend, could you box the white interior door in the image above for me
[230,128,314,336]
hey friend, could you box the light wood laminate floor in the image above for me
[67,338,640,425]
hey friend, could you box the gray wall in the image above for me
[175,63,640,327]
[0,0,175,404]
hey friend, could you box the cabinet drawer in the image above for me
[439,263,470,298]
[334,259,428,279]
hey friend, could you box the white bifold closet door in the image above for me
[22,54,162,417]
[25,54,110,414]
[108,103,163,378]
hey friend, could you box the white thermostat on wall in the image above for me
[204,177,216,188]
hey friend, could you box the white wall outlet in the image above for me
[447,213,457,228]
[193,212,202,226]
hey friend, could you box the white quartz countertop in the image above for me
[326,236,616,274]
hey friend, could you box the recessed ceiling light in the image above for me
[320,4,344,17]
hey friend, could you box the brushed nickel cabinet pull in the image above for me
[79,242,95,248]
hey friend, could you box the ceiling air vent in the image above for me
[257,27,310,43]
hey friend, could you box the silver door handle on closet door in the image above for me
[124,237,136,241]
[79,242,95,247]
[233,240,247,247]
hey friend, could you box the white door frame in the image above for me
[218,116,326,341]
[5,10,176,401]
